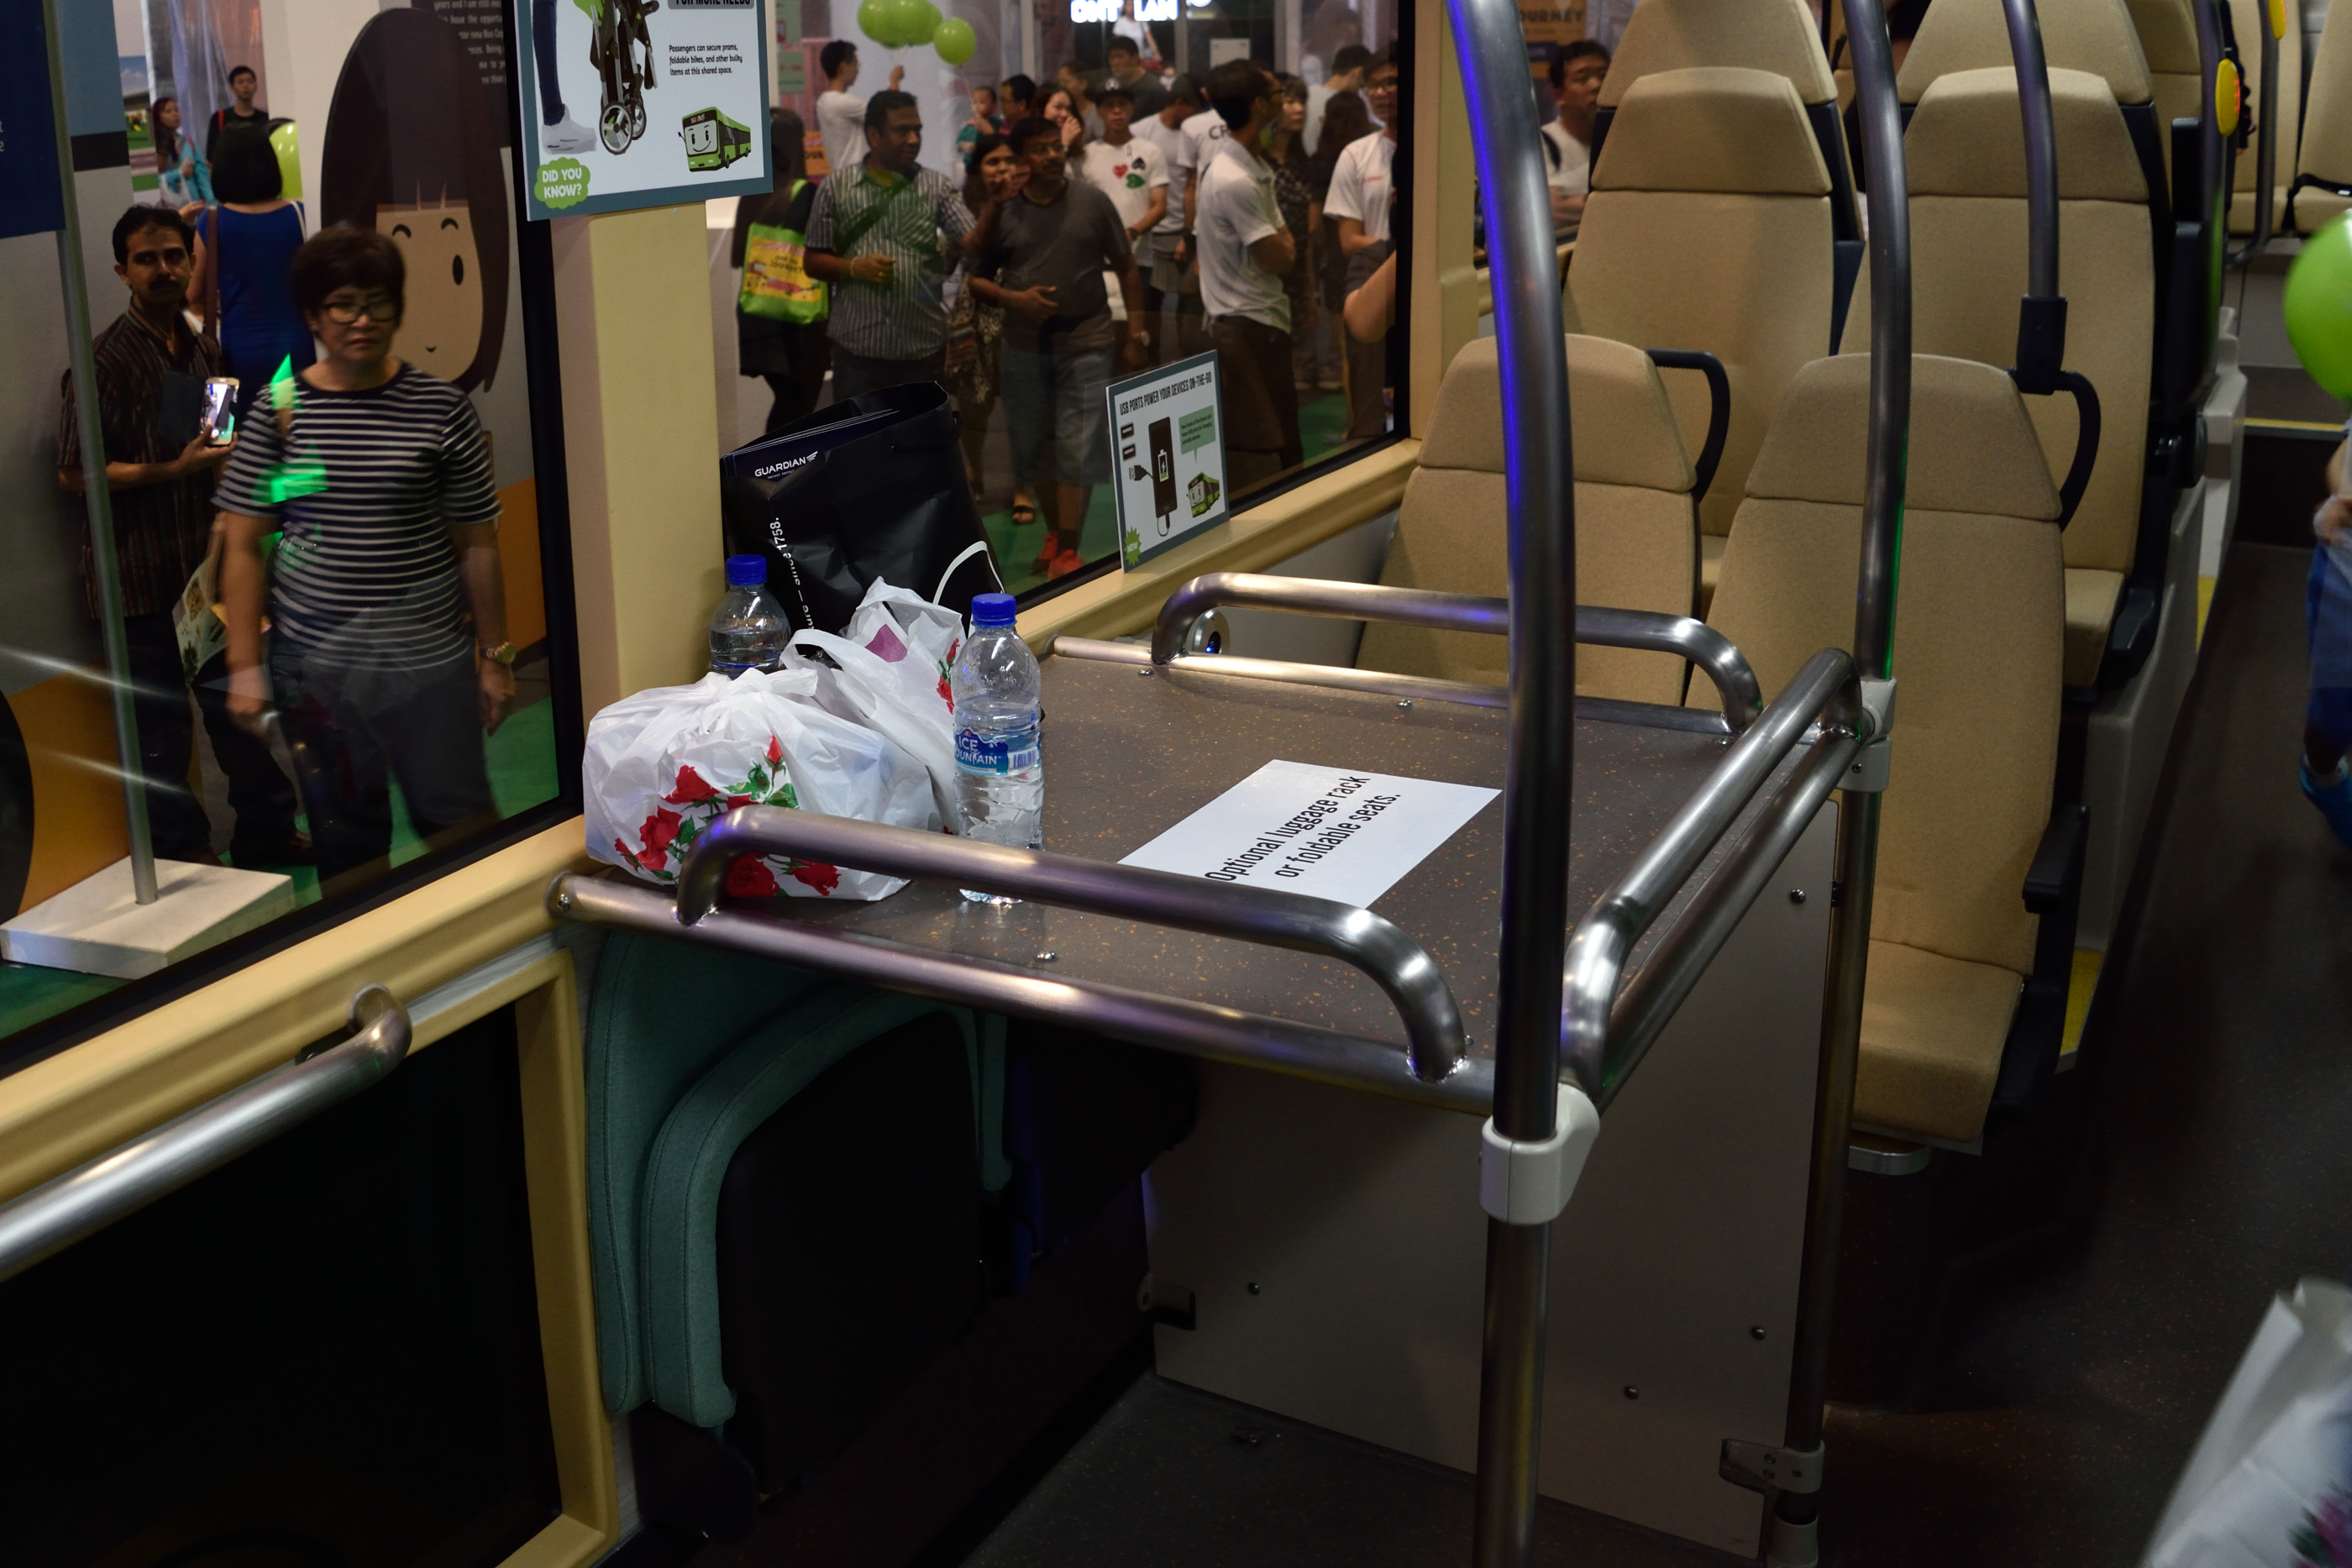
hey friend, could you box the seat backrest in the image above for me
[2229,0,2303,223]
[1360,333,1696,705]
[1844,66,2155,579]
[2295,0,2352,230]
[1567,66,1834,538]
[1699,355,2065,978]
[2124,0,2208,137]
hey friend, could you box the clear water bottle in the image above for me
[710,553,793,676]
[952,592,1043,903]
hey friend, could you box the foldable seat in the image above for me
[1567,66,1835,611]
[1698,355,2081,1146]
[2288,0,2352,233]
[2125,0,2209,181]
[1592,0,1863,248]
[2228,0,2302,234]
[1845,67,2155,690]
[1358,333,1699,705]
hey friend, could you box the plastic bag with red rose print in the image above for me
[583,667,941,901]
[781,576,969,826]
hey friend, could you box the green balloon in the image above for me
[884,0,926,45]
[2286,213,2352,401]
[933,15,977,64]
[857,0,890,43]
[912,0,942,43]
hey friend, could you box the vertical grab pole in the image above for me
[1772,0,1908,1564]
[2001,0,2068,389]
[2230,0,2281,264]
[40,0,159,905]
[1443,0,1578,1559]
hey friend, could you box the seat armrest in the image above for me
[2024,804,2088,915]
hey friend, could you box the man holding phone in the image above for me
[55,206,306,867]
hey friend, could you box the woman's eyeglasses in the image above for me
[322,296,401,324]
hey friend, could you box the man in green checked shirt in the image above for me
[806,91,980,401]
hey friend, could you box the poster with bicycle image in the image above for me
[512,0,771,219]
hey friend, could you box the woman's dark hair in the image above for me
[211,129,283,202]
[289,224,407,318]
[319,8,508,391]
[962,132,1011,209]
[153,97,178,166]
[770,107,807,188]
[1312,84,1373,177]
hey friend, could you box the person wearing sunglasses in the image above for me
[215,224,512,887]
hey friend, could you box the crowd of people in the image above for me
[728,35,1581,579]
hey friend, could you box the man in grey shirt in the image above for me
[969,117,1149,579]
[806,91,975,401]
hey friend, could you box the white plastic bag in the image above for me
[783,576,967,824]
[583,668,940,901]
[2144,1277,2352,1568]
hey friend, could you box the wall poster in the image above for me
[512,0,773,220]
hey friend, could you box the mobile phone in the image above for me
[199,376,239,444]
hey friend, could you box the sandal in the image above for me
[1010,493,1039,529]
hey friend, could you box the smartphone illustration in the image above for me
[200,376,239,444]
[1147,417,1177,532]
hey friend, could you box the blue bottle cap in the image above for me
[970,592,1016,627]
[725,553,766,587]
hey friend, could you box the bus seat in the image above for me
[2290,0,2352,233]
[1845,67,2155,688]
[1568,66,1835,566]
[638,990,987,1475]
[1594,0,1861,242]
[2124,0,2209,168]
[2228,0,2303,234]
[1702,355,2071,1146]
[1359,333,1696,704]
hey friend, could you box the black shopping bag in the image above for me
[720,381,1005,635]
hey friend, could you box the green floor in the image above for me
[0,698,562,1042]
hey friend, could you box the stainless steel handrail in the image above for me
[669,806,1469,1083]
[1059,637,1512,710]
[1564,650,1863,1107]
[553,873,1498,1114]
[0,985,412,1287]
[2229,0,2281,264]
[1147,574,1764,728]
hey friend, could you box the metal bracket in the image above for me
[1719,1438,1824,1497]
[1479,1083,1599,1226]
[1839,677,1896,793]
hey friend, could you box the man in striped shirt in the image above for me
[806,91,977,401]
[216,226,513,884]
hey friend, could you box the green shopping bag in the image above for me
[739,181,827,324]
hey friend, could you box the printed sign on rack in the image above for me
[512,0,771,220]
[1106,350,1231,570]
[1120,760,1500,910]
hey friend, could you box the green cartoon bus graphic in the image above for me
[1187,471,1221,518]
[681,108,752,171]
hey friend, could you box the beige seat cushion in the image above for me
[1898,0,2156,107]
[1844,69,2155,581]
[2065,568,2126,686]
[1573,68,1833,538]
[1855,940,2025,1145]
[1360,334,1697,705]
[1600,0,1839,108]
[1698,532,1727,616]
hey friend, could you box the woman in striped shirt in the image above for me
[216,225,512,885]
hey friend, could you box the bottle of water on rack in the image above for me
[709,553,792,676]
[951,593,1042,902]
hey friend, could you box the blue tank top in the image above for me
[214,204,316,398]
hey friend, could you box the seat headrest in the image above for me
[1593,67,1832,197]
[1746,354,2061,521]
[2124,0,2202,74]
[1600,0,1838,108]
[1420,333,1695,495]
[1908,67,2150,203]
[1898,0,2155,108]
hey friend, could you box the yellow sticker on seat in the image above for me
[2217,59,2242,136]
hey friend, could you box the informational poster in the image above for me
[513,0,772,221]
[1107,351,1231,570]
[0,0,64,241]
[1120,760,1501,910]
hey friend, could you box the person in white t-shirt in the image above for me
[1543,40,1608,231]
[1321,49,1397,440]
[1196,60,1300,485]
[1079,87,1169,243]
[1178,91,1228,233]
[1131,76,1201,362]
[815,39,902,181]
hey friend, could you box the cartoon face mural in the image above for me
[376,198,484,384]
[321,8,510,392]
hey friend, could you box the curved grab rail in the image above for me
[1562,648,1864,1104]
[0,985,412,1287]
[672,806,1469,1084]
[1149,574,1764,728]
[1642,348,1732,503]
[2042,369,2103,528]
